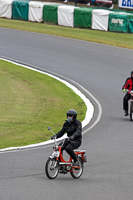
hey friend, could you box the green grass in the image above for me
[0,18,133,49]
[0,60,86,149]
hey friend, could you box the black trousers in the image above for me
[59,138,81,161]
[123,93,131,111]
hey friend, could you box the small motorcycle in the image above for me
[45,127,87,179]
[128,90,133,121]
[125,90,133,121]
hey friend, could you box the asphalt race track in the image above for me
[0,27,133,200]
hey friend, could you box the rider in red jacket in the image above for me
[122,70,133,116]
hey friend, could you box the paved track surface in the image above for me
[0,28,133,200]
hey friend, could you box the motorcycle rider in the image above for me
[122,70,133,116]
[51,109,82,166]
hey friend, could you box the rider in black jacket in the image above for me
[51,109,82,166]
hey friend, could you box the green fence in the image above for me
[109,13,128,33]
[43,5,59,24]
[129,18,133,33]
[12,0,29,21]
[74,7,95,28]
[0,0,133,33]
[109,12,133,33]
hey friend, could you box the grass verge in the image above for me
[0,18,133,49]
[0,59,86,149]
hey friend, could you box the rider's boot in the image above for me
[73,159,79,166]
[124,110,128,116]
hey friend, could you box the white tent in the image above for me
[0,0,13,19]
[58,5,78,27]
[29,1,61,23]
[92,9,114,31]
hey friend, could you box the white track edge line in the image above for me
[0,58,102,153]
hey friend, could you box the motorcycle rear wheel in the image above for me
[45,158,59,179]
[130,102,133,121]
[70,157,83,179]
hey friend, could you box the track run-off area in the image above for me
[0,27,133,200]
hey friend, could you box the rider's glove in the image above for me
[69,135,75,141]
[51,135,56,140]
[123,89,126,93]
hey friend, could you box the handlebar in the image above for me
[48,127,58,147]
[126,90,133,95]
[48,126,68,149]
[126,89,133,97]
[48,126,56,135]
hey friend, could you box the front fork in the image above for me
[49,158,58,171]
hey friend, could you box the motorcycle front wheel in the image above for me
[45,158,59,179]
[70,157,84,179]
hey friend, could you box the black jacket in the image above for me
[56,119,82,142]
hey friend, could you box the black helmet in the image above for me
[131,70,133,79]
[67,109,77,119]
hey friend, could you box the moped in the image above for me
[128,90,133,121]
[45,127,87,179]
[124,90,133,121]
